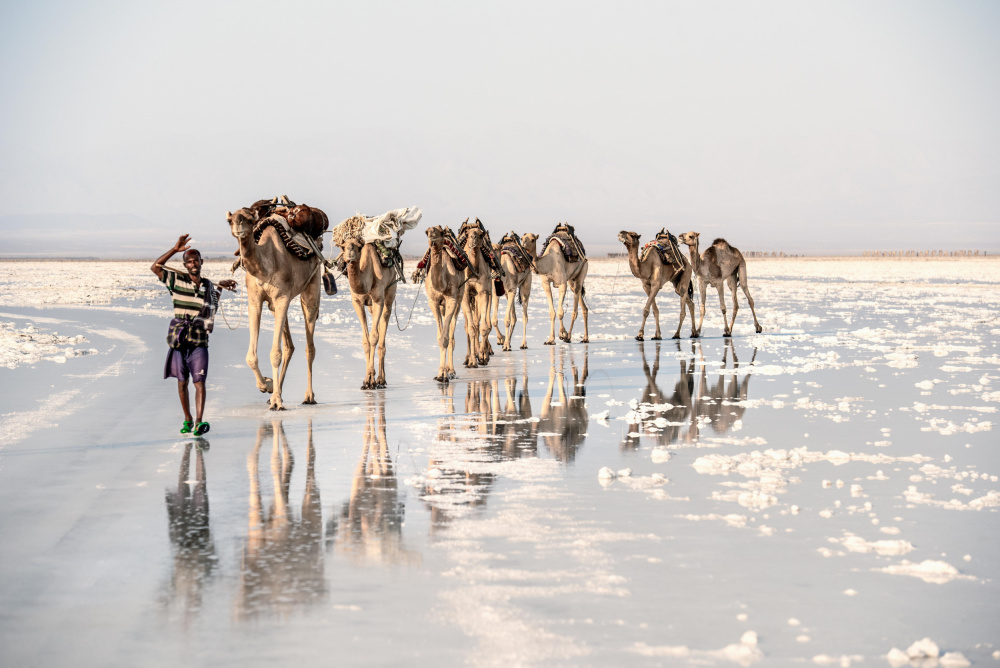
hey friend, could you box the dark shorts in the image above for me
[164,346,209,383]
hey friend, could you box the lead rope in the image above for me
[219,244,247,330]
[393,258,423,332]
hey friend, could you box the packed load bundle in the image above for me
[543,222,587,263]
[332,207,422,249]
[641,227,684,267]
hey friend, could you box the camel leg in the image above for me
[463,289,480,368]
[275,316,295,408]
[682,273,698,338]
[727,276,739,336]
[375,290,394,388]
[738,262,763,333]
[673,284,687,339]
[439,298,461,381]
[478,291,491,365]
[299,276,320,404]
[716,283,730,337]
[637,283,655,341]
[446,304,459,378]
[246,287,272,394]
[519,280,531,349]
[579,283,589,343]
[502,293,516,352]
[431,299,448,382]
[492,287,504,348]
[268,296,292,410]
[650,286,663,340]
[541,280,557,345]
[370,298,387,389]
[698,280,709,336]
[352,297,373,389]
[556,283,570,342]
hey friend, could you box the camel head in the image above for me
[521,233,538,255]
[618,230,640,248]
[341,238,364,265]
[466,226,485,248]
[227,208,258,240]
[426,225,447,248]
[677,231,700,247]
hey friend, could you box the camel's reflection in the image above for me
[332,392,420,566]
[235,420,326,620]
[624,339,755,449]
[538,346,589,462]
[162,439,216,627]
[422,350,590,529]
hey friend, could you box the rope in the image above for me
[219,245,248,330]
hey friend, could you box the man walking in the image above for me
[152,234,237,436]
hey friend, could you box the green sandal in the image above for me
[194,421,210,436]
[180,420,193,434]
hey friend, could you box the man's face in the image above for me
[183,250,203,276]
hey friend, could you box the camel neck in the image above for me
[238,235,267,276]
[625,242,642,278]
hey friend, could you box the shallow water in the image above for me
[0,257,997,666]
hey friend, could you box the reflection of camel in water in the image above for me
[422,381,498,531]
[332,392,420,566]
[162,440,215,628]
[236,420,325,619]
[538,346,589,463]
[624,339,755,449]
[697,338,756,435]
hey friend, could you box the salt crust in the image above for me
[876,559,974,584]
[0,321,98,369]
[631,630,763,665]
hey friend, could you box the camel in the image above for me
[677,232,763,337]
[461,226,494,367]
[420,225,465,382]
[494,232,534,351]
[617,231,697,340]
[521,230,589,344]
[227,207,322,410]
[340,238,398,390]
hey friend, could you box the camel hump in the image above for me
[711,238,731,249]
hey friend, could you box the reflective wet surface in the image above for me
[1,258,998,666]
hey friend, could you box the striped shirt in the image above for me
[160,267,220,332]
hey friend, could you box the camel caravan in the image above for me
[224,198,763,405]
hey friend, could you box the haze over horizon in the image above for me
[1,1,998,258]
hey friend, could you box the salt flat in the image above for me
[0,256,997,667]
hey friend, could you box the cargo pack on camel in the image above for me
[542,222,587,263]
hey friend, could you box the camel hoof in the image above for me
[691,332,700,339]
[302,398,317,405]
[581,338,589,343]
[651,335,662,340]
[520,343,527,350]
[269,404,286,412]
[724,332,732,338]
[635,335,644,341]
[756,326,763,333]
[672,334,681,340]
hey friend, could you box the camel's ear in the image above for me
[462,217,469,224]
[226,211,232,219]
[426,227,431,236]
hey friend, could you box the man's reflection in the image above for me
[538,345,589,462]
[162,439,215,627]
[235,420,325,619]
[332,391,420,566]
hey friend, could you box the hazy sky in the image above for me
[1,1,998,256]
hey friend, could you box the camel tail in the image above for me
[516,285,522,306]
[687,280,693,299]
